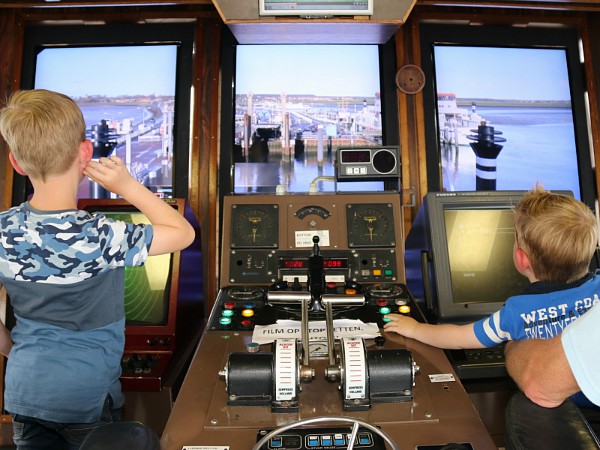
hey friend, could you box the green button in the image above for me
[219,317,232,325]
[382,316,392,323]
[222,309,234,317]
[385,269,393,276]
[379,306,391,315]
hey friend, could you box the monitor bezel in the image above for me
[77,197,185,338]
[420,190,572,323]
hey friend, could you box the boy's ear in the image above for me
[8,152,27,176]
[79,140,93,169]
[514,246,532,274]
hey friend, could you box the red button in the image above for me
[224,301,235,310]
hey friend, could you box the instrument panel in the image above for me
[221,193,404,287]
[160,192,497,450]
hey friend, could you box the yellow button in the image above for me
[399,305,410,314]
[242,309,255,318]
[373,269,382,276]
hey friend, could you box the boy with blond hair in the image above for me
[385,186,599,407]
[0,89,195,449]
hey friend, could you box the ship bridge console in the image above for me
[161,192,497,450]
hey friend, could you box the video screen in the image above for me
[234,44,385,193]
[34,45,178,199]
[102,211,171,326]
[433,45,581,198]
[444,207,529,304]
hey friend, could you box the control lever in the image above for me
[266,291,315,383]
[308,235,325,307]
[321,294,365,382]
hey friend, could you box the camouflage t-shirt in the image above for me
[0,202,153,423]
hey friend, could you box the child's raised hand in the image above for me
[383,313,419,339]
[84,156,136,196]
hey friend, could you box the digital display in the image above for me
[341,150,371,164]
[280,259,308,268]
[323,258,348,268]
[260,0,372,15]
[279,258,348,269]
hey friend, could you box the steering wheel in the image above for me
[252,416,400,450]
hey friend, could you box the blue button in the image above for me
[321,435,332,445]
[308,435,319,446]
[270,437,282,448]
[359,434,372,445]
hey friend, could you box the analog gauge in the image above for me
[308,340,329,358]
[231,204,278,248]
[346,204,395,248]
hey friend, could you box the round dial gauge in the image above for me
[346,204,395,248]
[231,204,278,248]
[308,341,329,358]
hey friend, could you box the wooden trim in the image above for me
[0,0,212,7]
[417,0,600,12]
[581,16,600,203]
[0,12,24,212]
[191,19,222,315]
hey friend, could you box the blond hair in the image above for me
[0,89,86,182]
[514,186,598,283]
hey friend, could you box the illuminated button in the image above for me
[243,301,255,309]
[270,437,282,448]
[321,436,332,446]
[395,298,407,306]
[219,317,232,326]
[359,434,372,445]
[382,316,392,323]
[223,301,235,310]
[221,309,234,317]
[241,309,255,318]
[345,288,357,295]
[308,435,319,446]
[399,305,411,314]
[376,299,388,307]
[379,306,391,315]
[333,434,345,446]
[373,269,382,276]
[385,269,393,276]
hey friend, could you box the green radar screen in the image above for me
[104,212,171,326]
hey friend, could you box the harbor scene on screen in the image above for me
[234,44,383,193]
[434,45,581,199]
[33,45,178,199]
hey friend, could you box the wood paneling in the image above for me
[190,18,222,313]
[0,11,23,212]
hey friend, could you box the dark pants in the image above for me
[11,396,122,450]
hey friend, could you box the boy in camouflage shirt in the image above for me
[0,89,195,449]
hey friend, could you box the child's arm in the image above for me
[383,313,485,350]
[0,321,12,357]
[83,156,195,256]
